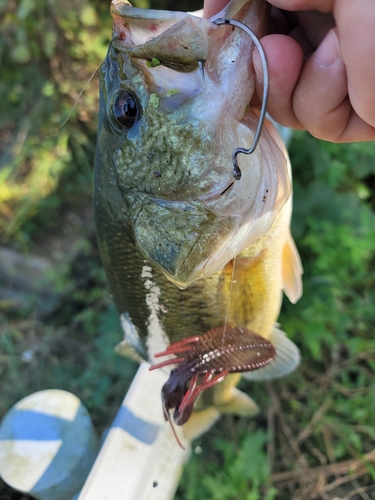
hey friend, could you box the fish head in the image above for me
[95,0,291,288]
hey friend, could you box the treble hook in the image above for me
[212,18,269,181]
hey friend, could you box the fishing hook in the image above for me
[212,18,269,181]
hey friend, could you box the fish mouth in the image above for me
[110,1,212,73]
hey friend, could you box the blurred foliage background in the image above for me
[1,0,375,499]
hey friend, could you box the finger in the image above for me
[334,0,375,128]
[287,12,335,60]
[266,0,334,14]
[203,0,229,18]
[292,29,375,141]
[252,34,305,129]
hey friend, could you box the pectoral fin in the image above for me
[242,326,300,381]
[282,230,303,304]
[115,339,144,363]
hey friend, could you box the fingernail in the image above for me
[314,29,340,69]
[253,49,264,81]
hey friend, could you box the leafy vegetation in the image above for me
[0,0,111,246]
[1,1,375,499]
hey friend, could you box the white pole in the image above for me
[78,362,191,500]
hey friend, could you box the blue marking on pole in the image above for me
[112,406,160,445]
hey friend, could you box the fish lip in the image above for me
[110,1,187,20]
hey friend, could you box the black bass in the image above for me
[94,0,303,432]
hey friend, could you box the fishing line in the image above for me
[221,168,241,346]
[222,174,246,352]
[45,60,104,140]
[144,438,178,500]
[215,16,269,349]
[222,249,237,350]
[212,17,269,181]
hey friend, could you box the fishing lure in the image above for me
[150,325,275,425]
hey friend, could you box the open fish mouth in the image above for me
[110,0,213,74]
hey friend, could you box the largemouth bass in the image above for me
[94,0,303,432]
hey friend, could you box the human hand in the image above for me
[204,0,375,142]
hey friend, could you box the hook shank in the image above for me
[212,18,269,181]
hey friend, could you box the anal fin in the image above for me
[242,326,300,381]
[215,387,259,417]
[115,339,144,363]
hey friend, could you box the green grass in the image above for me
[1,1,375,499]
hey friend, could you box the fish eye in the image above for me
[113,91,139,128]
